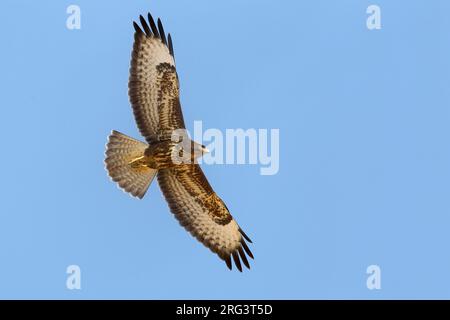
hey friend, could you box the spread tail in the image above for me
[104,130,157,199]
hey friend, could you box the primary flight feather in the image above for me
[104,12,254,271]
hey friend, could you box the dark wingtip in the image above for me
[157,18,167,45]
[147,13,160,38]
[241,239,254,260]
[133,21,143,34]
[136,13,173,58]
[232,251,243,272]
[238,247,250,269]
[139,15,151,36]
[224,255,232,270]
[168,33,174,57]
[239,228,253,243]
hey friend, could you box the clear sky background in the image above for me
[0,0,449,299]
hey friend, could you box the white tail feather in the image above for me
[104,130,157,199]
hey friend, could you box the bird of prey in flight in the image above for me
[104,12,254,271]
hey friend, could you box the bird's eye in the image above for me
[201,145,206,149]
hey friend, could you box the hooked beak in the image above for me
[202,146,210,153]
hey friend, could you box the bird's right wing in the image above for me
[157,165,254,271]
[128,13,186,144]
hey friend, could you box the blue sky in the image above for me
[0,0,449,299]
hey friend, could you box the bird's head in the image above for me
[191,141,209,160]
[173,139,209,164]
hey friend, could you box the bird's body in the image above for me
[129,139,204,170]
[104,12,253,271]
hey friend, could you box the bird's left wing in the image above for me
[157,165,254,271]
[129,13,186,144]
